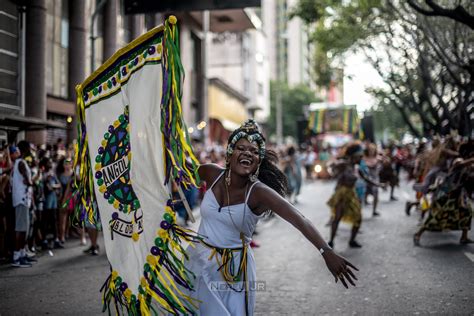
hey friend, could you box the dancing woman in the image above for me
[327,143,384,249]
[413,140,474,246]
[186,120,358,315]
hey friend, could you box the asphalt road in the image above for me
[1,178,473,315]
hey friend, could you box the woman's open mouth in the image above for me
[239,158,252,167]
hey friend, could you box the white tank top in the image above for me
[198,171,262,248]
[11,158,32,208]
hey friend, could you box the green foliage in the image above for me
[292,0,474,137]
[291,0,386,87]
[268,81,320,140]
[367,88,421,139]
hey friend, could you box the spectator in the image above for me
[57,157,73,245]
[11,141,35,267]
[304,147,316,180]
[42,157,61,249]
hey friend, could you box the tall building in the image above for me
[0,0,143,144]
[0,0,257,145]
[207,8,269,142]
[262,0,314,87]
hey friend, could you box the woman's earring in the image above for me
[225,166,231,186]
[250,166,260,182]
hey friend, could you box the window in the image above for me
[45,0,69,98]
[0,2,19,108]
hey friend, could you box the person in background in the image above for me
[42,157,61,249]
[304,147,316,180]
[31,157,45,252]
[83,202,101,256]
[172,181,198,227]
[57,157,74,245]
[328,143,385,248]
[0,145,12,205]
[364,143,381,216]
[55,138,66,158]
[413,139,473,246]
[284,146,302,204]
[0,145,12,261]
[379,146,399,201]
[405,142,428,216]
[26,156,41,254]
[11,141,36,267]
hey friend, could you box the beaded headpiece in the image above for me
[227,119,266,161]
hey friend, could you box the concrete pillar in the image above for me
[68,0,87,142]
[125,14,145,43]
[25,0,47,144]
[103,0,117,60]
[145,13,163,30]
[154,13,164,27]
[128,14,144,41]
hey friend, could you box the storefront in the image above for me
[208,78,248,144]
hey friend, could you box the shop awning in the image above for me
[190,8,259,32]
[208,78,248,131]
[47,96,75,116]
[0,114,67,132]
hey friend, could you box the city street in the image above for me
[0,0,472,315]
[1,178,473,315]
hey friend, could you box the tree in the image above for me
[368,88,421,139]
[291,0,474,137]
[407,0,474,29]
[268,81,320,141]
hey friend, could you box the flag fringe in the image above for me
[100,202,204,315]
[160,17,200,189]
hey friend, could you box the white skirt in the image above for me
[184,243,257,316]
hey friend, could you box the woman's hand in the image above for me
[322,250,359,288]
[251,184,360,288]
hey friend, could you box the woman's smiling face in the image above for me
[228,138,260,177]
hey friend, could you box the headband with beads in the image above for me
[227,120,266,161]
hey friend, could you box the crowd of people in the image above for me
[408,137,474,245]
[325,136,473,248]
[0,134,472,268]
[0,138,99,268]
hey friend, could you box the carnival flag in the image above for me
[73,17,202,315]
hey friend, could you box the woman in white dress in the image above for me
[185,120,359,315]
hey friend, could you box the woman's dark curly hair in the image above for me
[257,149,289,197]
[227,123,289,197]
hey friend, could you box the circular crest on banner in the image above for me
[94,105,140,214]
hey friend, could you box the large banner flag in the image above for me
[73,17,202,315]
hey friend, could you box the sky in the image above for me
[343,52,385,112]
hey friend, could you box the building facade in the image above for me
[207,8,269,133]
[0,0,143,144]
[0,0,256,145]
[262,0,314,88]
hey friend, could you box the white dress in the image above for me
[185,171,262,315]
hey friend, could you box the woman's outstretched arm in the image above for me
[251,184,359,288]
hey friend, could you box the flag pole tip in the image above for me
[168,15,177,24]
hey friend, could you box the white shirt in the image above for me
[11,158,32,208]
